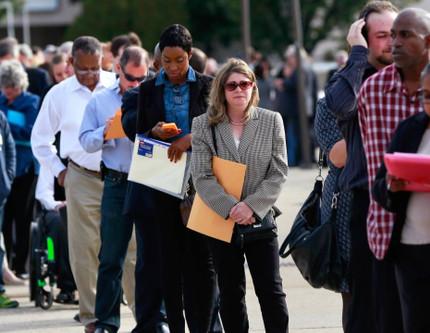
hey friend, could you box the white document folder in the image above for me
[128,134,190,199]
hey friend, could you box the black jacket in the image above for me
[121,71,212,217]
[373,112,430,248]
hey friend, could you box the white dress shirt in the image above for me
[31,72,116,177]
[35,164,62,211]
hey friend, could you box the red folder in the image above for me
[384,152,430,192]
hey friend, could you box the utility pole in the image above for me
[291,0,312,166]
[0,1,15,38]
[22,3,31,45]
[241,0,251,62]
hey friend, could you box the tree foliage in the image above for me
[66,0,413,56]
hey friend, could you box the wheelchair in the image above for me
[29,207,57,310]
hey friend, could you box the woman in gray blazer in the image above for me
[191,58,289,333]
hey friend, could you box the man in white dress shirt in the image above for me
[31,36,115,333]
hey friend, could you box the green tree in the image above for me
[65,0,189,52]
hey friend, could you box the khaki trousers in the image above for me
[65,163,136,325]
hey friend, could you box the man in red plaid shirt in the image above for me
[359,7,430,330]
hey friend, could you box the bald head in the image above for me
[395,8,430,35]
[391,8,430,71]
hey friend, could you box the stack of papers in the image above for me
[128,135,190,198]
[187,157,247,243]
[384,152,430,192]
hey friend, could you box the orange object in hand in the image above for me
[162,123,179,131]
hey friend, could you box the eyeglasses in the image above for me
[224,80,254,92]
[74,68,100,76]
[122,68,146,82]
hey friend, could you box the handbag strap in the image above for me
[210,125,218,156]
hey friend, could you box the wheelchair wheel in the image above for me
[29,221,42,302]
[35,287,53,310]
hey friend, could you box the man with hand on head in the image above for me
[324,2,401,332]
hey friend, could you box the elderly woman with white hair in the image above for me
[0,59,40,278]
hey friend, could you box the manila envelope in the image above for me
[187,156,246,243]
[105,109,126,140]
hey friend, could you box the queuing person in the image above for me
[124,24,217,333]
[189,47,207,73]
[275,45,317,166]
[79,46,150,333]
[0,60,40,278]
[326,50,348,82]
[31,36,116,333]
[35,164,77,304]
[0,111,16,308]
[254,57,276,110]
[373,63,430,333]
[324,2,400,332]
[314,98,352,330]
[111,32,142,74]
[191,57,289,333]
[358,7,430,332]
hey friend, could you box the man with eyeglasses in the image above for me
[31,36,116,333]
[79,46,153,333]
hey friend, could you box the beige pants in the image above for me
[65,163,137,325]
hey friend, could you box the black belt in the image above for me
[68,159,101,178]
[100,162,128,181]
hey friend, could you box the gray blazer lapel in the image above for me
[217,120,241,162]
[238,108,259,159]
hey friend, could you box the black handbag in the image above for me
[278,151,345,292]
[232,206,280,248]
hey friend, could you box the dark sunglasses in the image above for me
[224,80,254,91]
[122,69,146,82]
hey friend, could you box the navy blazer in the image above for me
[373,112,430,249]
[121,71,212,217]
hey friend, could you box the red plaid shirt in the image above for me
[358,64,423,259]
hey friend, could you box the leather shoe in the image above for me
[84,323,96,333]
[156,322,170,333]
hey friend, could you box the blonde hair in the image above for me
[208,58,259,125]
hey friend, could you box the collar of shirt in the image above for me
[384,64,423,98]
[69,70,115,93]
[107,78,121,96]
[155,66,197,87]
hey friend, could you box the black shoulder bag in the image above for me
[278,151,345,292]
[209,125,279,248]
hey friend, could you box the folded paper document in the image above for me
[105,109,126,140]
[187,157,247,243]
[128,135,189,198]
[384,152,430,192]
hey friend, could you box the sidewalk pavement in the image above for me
[0,167,343,333]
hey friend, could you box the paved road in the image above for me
[0,167,343,333]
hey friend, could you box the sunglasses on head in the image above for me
[122,69,146,82]
[224,80,254,91]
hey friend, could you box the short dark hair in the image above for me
[51,52,67,66]
[0,37,18,59]
[359,1,399,42]
[111,32,142,57]
[159,24,192,53]
[71,36,102,58]
[119,46,149,69]
[189,47,207,73]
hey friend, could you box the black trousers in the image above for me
[395,243,430,333]
[3,170,36,274]
[348,189,403,333]
[133,190,217,333]
[43,210,76,292]
[347,189,376,333]
[210,236,288,333]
